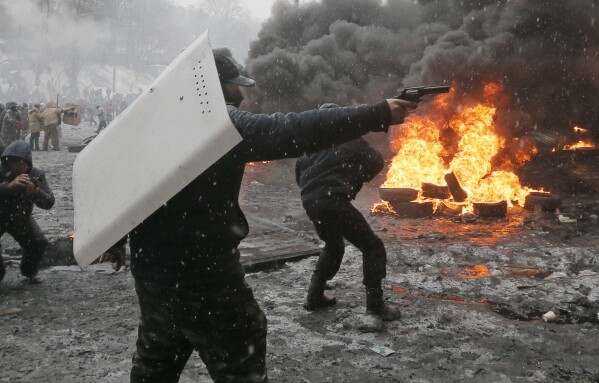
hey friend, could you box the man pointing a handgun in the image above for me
[99,52,419,383]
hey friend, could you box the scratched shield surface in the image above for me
[72,31,242,268]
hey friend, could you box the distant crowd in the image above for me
[0,89,138,153]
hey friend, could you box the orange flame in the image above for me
[457,264,491,279]
[371,201,395,214]
[247,161,270,166]
[562,140,596,151]
[379,82,538,213]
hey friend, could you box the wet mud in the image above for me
[1,128,598,382]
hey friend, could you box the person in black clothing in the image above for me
[296,103,400,320]
[100,53,417,383]
[0,141,55,283]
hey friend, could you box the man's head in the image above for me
[215,53,255,107]
[215,54,255,87]
[1,141,33,178]
[1,157,29,178]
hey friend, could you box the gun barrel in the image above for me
[423,85,450,94]
[394,84,451,101]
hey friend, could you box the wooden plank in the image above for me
[239,215,320,266]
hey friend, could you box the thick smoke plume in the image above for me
[246,0,599,142]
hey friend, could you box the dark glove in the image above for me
[99,244,127,271]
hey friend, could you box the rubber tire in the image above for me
[524,193,562,212]
[379,187,419,202]
[81,135,97,145]
[421,182,451,200]
[473,201,508,218]
[389,201,434,218]
[67,144,87,153]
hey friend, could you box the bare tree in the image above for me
[202,0,245,20]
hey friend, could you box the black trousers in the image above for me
[96,120,107,133]
[29,132,40,150]
[131,278,268,383]
[303,198,387,288]
[0,217,49,280]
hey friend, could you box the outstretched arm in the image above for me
[231,102,389,162]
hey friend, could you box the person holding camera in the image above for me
[0,141,55,283]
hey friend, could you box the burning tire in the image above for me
[473,201,507,218]
[379,187,419,202]
[389,201,434,218]
[421,182,451,200]
[524,192,561,212]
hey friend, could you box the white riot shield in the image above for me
[73,31,242,268]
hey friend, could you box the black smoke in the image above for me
[245,0,599,142]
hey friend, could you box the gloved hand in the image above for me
[386,99,418,125]
[99,243,127,271]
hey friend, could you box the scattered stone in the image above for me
[542,311,557,322]
[370,345,396,357]
[558,214,577,224]
[0,307,23,316]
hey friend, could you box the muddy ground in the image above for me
[1,126,598,383]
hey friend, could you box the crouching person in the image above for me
[0,141,55,283]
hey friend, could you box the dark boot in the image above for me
[304,275,337,311]
[366,287,401,321]
[20,253,41,280]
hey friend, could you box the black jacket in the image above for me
[295,138,384,202]
[129,102,391,286]
[0,141,55,221]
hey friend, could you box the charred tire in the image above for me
[473,201,507,218]
[524,192,561,212]
[389,201,434,218]
[421,182,451,200]
[379,187,419,202]
[67,144,87,153]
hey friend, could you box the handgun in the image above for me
[395,85,451,102]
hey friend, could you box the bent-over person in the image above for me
[296,103,400,320]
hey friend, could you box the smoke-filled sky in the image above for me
[173,0,282,20]
[245,0,599,142]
